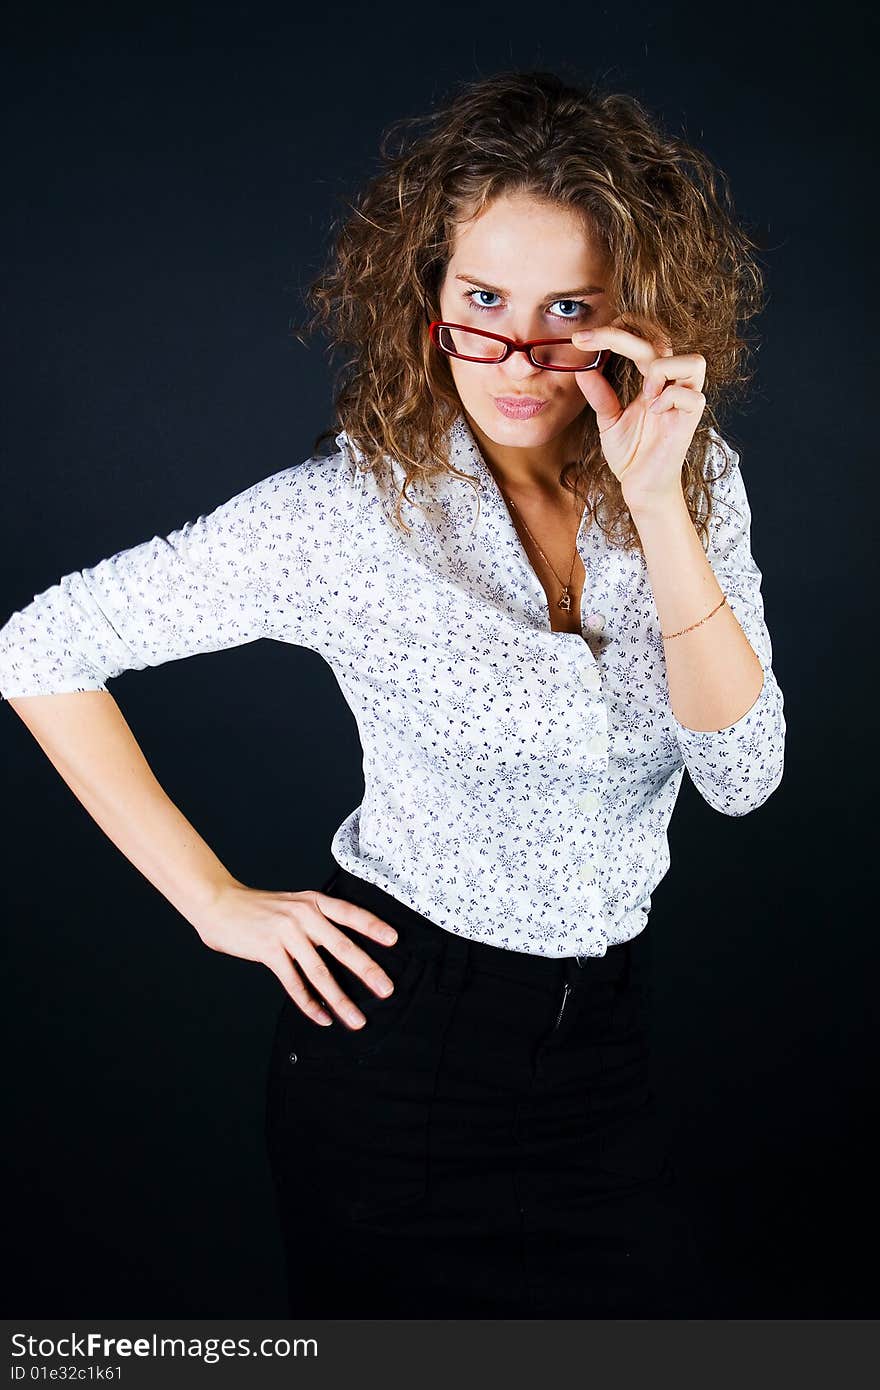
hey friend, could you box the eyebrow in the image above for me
[455,272,606,298]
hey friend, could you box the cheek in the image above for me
[543,376,588,413]
[448,358,485,398]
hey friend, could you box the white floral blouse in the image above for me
[0,411,786,957]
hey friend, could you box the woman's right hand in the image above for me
[191,882,400,1028]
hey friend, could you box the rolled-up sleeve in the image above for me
[670,432,786,816]
[0,448,355,700]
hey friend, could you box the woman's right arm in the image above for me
[5,689,397,1027]
[0,452,398,1027]
[6,689,246,930]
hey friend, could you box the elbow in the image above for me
[691,681,787,818]
[705,749,786,817]
[719,768,785,817]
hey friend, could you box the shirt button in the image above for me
[585,612,606,633]
[586,732,606,756]
[577,864,595,884]
[577,790,601,815]
[578,663,601,691]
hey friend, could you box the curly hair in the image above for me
[294,68,766,554]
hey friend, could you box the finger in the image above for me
[643,355,707,396]
[302,905,399,1002]
[636,320,674,358]
[608,312,674,357]
[285,934,372,1028]
[571,325,661,376]
[647,384,707,416]
[642,354,707,399]
[313,890,399,946]
[267,946,335,1025]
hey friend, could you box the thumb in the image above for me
[575,362,624,432]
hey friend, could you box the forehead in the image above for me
[446,191,606,281]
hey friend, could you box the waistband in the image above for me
[320,864,641,992]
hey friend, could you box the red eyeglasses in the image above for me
[428,319,610,373]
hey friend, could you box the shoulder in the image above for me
[207,440,364,534]
[704,425,742,481]
[700,427,756,561]
[703,425,748,522]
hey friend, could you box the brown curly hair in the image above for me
[294,67,766,554]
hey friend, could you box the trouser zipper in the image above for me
[552,980,572,1031]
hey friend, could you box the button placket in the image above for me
[576,659,602,693]
[571,652,607,767]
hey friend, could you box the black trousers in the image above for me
[264,864,710,1319]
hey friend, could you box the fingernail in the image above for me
[380,929,398,943]
[347,1008,366,1027]
[573,329,595,341]
[317,1010,333,1026]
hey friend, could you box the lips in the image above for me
[493,395,549,420]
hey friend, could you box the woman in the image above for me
[0,70,785,1318]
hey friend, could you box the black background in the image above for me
[1,0,876,1317]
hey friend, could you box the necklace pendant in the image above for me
[557,587,573,612]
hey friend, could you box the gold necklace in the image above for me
[503,490,583,613]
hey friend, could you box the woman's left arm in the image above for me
[633,439,787,816]
[572,321,786,817]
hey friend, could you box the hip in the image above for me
[267,863,660,1143]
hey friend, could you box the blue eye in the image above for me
[550,299,589,319]
[462,288,592,320]
[464,289,502,311]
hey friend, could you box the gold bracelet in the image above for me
[661,594,727,640]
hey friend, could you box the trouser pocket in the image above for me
[269,954,460,1229]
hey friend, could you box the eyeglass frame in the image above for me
[427,317,611,373]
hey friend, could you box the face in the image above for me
[437,189,615,478]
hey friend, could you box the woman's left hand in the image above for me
[571,317,707,515]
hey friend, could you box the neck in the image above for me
[463,409,583,499]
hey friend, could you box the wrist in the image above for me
[172,867,246,926]
[625,486,691,530]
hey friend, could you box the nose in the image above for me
[499,343,545,382]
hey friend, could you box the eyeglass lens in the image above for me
[436,324,600,370]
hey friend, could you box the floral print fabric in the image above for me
[0,412,785,957]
